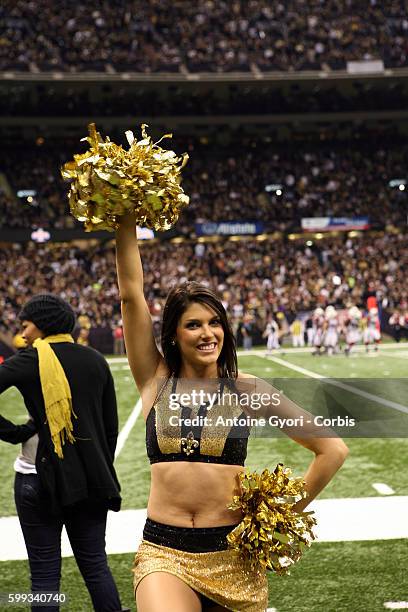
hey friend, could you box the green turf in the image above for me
[1,347,407,611]
[0,539,406,611]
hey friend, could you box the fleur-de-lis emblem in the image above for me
[181,431,199,456]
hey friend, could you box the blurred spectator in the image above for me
[113,319,125,355]
[240,314,255,350]
[388,311,405,342]
[77,327,90,346]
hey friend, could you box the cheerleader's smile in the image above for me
[176,302,224,370]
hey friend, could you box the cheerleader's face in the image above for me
[176,302,224,371]
[21,320,44,346]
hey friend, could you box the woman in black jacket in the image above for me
[0,294,126,612]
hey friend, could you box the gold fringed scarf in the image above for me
[33,334,76,459]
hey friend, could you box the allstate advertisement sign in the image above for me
[195,221,264,236]
[301,217,370,232]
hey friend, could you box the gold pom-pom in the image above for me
[227,464,316,575]
[61,123,189,232]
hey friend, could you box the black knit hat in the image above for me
[19,294,76,336]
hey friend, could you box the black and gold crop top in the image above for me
[146,376,250,466]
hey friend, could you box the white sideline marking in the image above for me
[386,352,408,360]
[384,604,408,609]
[110,364,131,371]
[240,343,408,356]
[259,354,408,416]
[372,483,395,495]
[1,496,407,561]
[107,357,130,364]
[105,343,408,364]
[267,608,278,612]
[114,398,142,459]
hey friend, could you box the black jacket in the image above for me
[0,343,121,513]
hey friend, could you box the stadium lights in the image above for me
[17,190,36,198]
[388,178,406,189]
[306,240,313,246]
[136,226,154,240]
[315,233,324,239]
[31,228,51,243]
[265,183,283,194]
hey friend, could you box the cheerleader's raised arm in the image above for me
[115,213,163,392]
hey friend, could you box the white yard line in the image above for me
[242,343,408,355]
[1,496,407,561]
[257,353,408,416]
[114,398,142,460]
[106,344,408,364]
[372,483,395,495]
[385,352,408,360]
[107,357,130,364]
[384,604,408,610]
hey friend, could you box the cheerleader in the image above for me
[115,213,348,612]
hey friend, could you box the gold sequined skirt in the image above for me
[133,539,268,612]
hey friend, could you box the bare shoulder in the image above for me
[237,370,256,380]
[235,371,268,417]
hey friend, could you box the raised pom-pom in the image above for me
[61,123,189,232]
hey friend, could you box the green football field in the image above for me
[1,344,407,611]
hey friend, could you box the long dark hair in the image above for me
[161,282,238,378]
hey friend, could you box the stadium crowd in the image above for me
[1,141,407,233]
[1,1,407,73]
[1,232,407,348]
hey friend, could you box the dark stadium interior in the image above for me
[0,1,407,354]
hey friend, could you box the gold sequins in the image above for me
[133,540,268,611]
